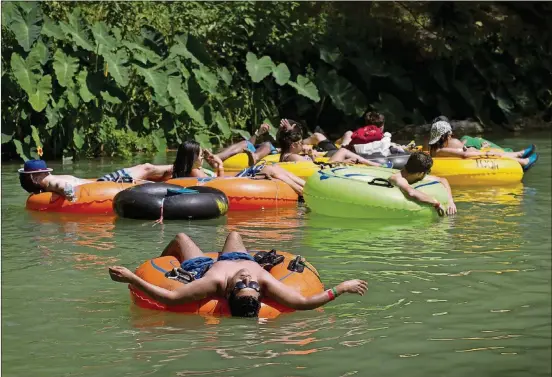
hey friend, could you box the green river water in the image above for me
[2,135,551,377]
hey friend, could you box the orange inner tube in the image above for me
[166,177,298,210]
[25,181,137,214]
[129,251,324,318]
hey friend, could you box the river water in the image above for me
[2,135,551,377]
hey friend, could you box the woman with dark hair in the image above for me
[172,140,306,195]
[428,120,538,172]
[278,128,385,167]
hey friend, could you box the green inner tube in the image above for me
[304,166,449,219]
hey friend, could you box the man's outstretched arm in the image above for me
[109,266,219,305]
[262,272,367,310]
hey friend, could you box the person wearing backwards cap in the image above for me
[18,160,173,200]
[427,119,538,172]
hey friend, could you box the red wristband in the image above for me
[433,202,441,209]
[327,289,335,301]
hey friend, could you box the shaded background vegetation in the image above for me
[2,1,550,161]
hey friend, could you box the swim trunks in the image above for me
[180,252,255,279]
[97,168,134,183]
[245,141,278,154]
[316,139,338,152]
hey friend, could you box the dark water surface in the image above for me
[2,135,551,377]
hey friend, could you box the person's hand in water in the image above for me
[109,266,135,283]
[446,201,457,215]
[336,280,368,296]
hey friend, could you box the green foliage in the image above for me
[2,1,550,162]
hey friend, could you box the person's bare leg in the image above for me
[221,231,248,253]
[302,132,327,146]
[260,165,304,195]
[216,140,249,161]
[328,148,380,167]
[125,163,172,181]
[243,142,273,166]
[160,233,204,262]
[336,131,353,147]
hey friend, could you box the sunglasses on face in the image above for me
[234,281,260,292]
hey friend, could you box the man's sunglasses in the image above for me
[234,281,260,292]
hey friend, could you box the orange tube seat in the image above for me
[129,251,324,319]
[166,177,298,210]
[25,181,136,214]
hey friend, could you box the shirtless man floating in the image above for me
[109,231,368,318]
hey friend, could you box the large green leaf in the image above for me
[45,105,60,129]
[317,70,365,116]
[13,139,29,161]
[8,3,42,52]
[59,10,95,52]
[194,133,212,150]
[152,129,167,152]
[319,46,342,69]
[246,52,274,83]
[102,49,130,87]
[141,26,167,57]
[53,50,78,88]
[10,53,38,96]
[73,128,85,150]
[193,66,219,95]
[170,33,201,65]
[231,128,251,140]
[41,15,66,40]
[288,75,320,102]
[2,132,14,144]
[351,53,388,79]
[91,21,117,54]
[100,90,122,104]
[28,75,52,112]
[30,125,41,147]
[1,2,16,29]
[167,77,206,126]
[214,112,231,137]
[123,39,161,64]
[272,63,291,86]
[27,39,49,66]
[218,67,232,86]
[136,66,167,96]
[77,68,95,103]
[66,87,80,108]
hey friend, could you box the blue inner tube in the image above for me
[113,183,229,220]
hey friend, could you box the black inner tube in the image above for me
[113,183,229,220]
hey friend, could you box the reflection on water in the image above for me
[453,184,525,206]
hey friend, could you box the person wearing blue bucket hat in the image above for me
[18,159,174,199]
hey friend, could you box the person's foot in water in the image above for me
[521,144,536,159]
[523,153,539,172]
